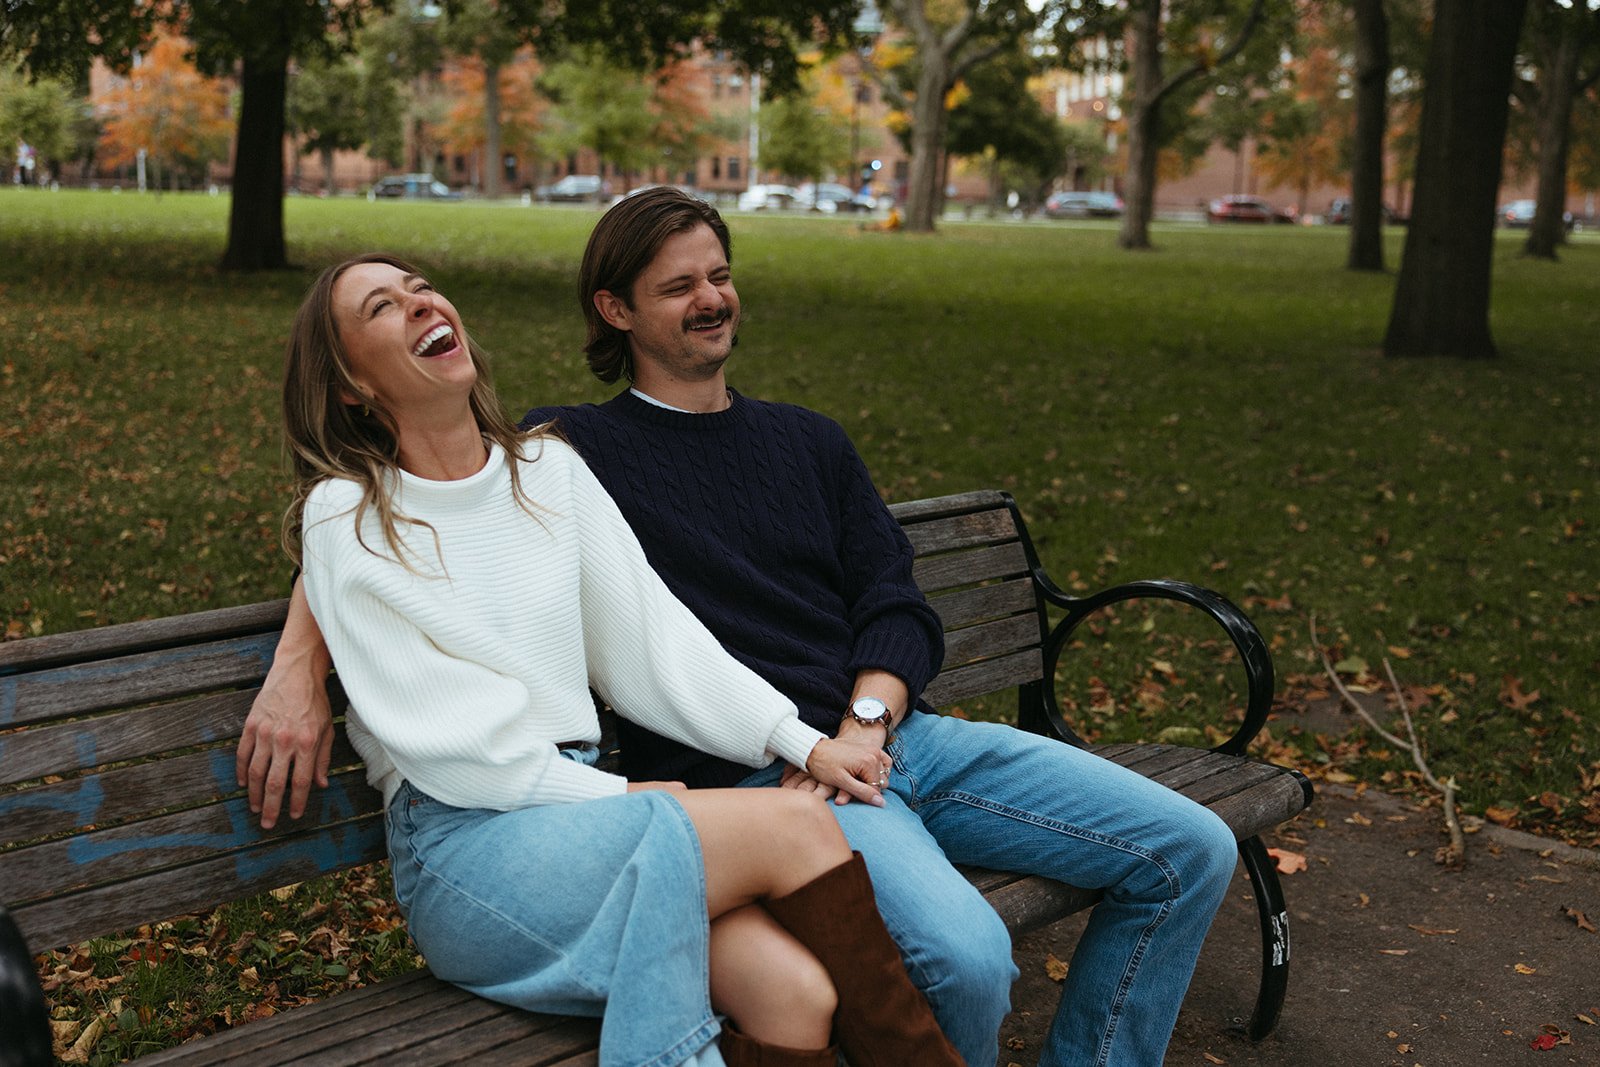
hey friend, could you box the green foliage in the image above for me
[757,90,852,183]
[287,51,404,172]
[537,49,660,174]
[0,61,84,170]
[945,48,1067,200]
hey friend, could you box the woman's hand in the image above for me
[803,738,893,807]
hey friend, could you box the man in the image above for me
[240,188,1238,1066]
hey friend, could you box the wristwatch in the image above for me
[846,696,892,736]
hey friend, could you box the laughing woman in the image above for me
[279,254,962,1067]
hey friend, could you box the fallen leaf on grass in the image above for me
[1576,1013,1595,1026]
[60,1016,105,1063]
[1266,847,1307,875]
[1345,811,1373,826]
[1484,806,1519,827]
[1530,1025,1571,1050]
[1563,906,1596,933]
[1044,953,1069,982]
[1514,963,1537,975]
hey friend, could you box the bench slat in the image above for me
[0,732,367,848]
[134,971,462,1065]
[911,542,1029,596]
[0,689,254,789]
[1,770,383,905]
[925,578,1036,631]
[1205,775,1313,840]
[12,811,386,952]
[0,600,289,674]
[887,490,1009,524]
[900,507,1018,555]
[940,614,1039,671]
[921,648,1041,708]
[0,633,279,727]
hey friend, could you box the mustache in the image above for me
[685,306,733,330]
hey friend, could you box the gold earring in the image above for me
[361,403,371,417]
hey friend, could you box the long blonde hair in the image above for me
[281,252,546,569]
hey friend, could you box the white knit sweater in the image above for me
[300,437,824,811]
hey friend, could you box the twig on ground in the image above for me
[1309,614,1466,868]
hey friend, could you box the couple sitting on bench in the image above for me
[242,187,1239,1067]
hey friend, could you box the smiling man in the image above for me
[241,188,1241,1067]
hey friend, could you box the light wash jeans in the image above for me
[740,710,1237,1067]
[386,749,726,1067]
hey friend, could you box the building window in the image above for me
[712,157,722,179]
[728,157,741,181]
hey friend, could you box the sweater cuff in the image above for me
[849,627,937,698]
[766,716,827,770]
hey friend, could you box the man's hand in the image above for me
[236,581,334,830]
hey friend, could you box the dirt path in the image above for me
[1000,784,1599,1065]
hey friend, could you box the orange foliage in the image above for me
[440,48,544,161]
[93,37,232,178]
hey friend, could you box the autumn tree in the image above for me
[1383,0,1529,359]
[439,49,543,190]
[1510,0,1600,260]
[1252,23,1345,217]
[94,36,232,190]
[436,0,523,197]
[876,0,1035,231]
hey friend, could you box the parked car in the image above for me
[795,182,875,213]
[1206,194,1295,224]
[367,174,460,201]
[1498,199,1575,232]
[1325,197,1406,225]
[536,174,607,202]
[1043,190,1124,219]
[736,184,801,211]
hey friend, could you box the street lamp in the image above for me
[850,1,885,190]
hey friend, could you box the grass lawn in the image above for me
[3,187,1597,1058]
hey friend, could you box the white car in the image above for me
[737,184,800,211]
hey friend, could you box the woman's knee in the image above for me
[759,788,850,858]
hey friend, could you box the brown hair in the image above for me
[579,187,733,383]
[281,252,545,569]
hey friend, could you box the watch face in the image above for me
[851,697,888,722]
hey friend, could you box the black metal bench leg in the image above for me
[1,904,53,1067]
[1238,835,1290,1040]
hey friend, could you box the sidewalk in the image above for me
[1000,785,1599,1065]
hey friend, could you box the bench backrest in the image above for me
[0,491,1043,953]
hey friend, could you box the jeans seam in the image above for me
[913,789,1183,1067]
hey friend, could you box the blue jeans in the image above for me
[740,711,1237,1067]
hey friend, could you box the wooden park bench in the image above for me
[0,489,1312,1065]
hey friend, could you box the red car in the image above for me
[1206,195,1296,224]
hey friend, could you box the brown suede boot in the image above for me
[763,852,965,1067]
[719,1021,838,1066]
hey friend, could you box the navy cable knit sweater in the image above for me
[521,389,945,788]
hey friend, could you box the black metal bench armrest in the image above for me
[1033,576,1276,757]
[0,904,52,1067]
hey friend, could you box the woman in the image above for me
[281,254,963,1067]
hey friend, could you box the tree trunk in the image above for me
[1118,0,1163,250]
[482,59,502,199]
[221,49,291,271]
[321,145,335,197]
[1523,29,1581,259]
[903,57,948,231]
[1348,0,1389,272]
[1383,0,1528,358]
